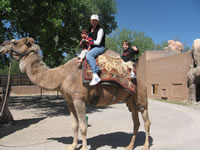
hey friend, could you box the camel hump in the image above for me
[103,49,121,58]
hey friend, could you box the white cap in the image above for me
[90,14,99,21]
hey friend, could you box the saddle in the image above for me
[82,50,136,93]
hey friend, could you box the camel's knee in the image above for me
[72,122,79,132]
[134,121,140,133]
[80,124,87,135]
[141,109,151,131]
[145,120,151,131]
[131,111,140,133]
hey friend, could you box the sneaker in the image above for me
[130,71,136,79]
[89,76,101,86]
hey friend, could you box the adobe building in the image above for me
[139,50,193,102]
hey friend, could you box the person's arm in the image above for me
[87,37,94,45]
[88,45,91,50]
[132,46,139,55]
[79,39,84,45]
[93,28,104,45]
[121,48,137,62]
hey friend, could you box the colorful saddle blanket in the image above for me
[82,50,136,93]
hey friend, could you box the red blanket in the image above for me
[82,52,136,93]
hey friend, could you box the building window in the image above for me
[152,84,159,95]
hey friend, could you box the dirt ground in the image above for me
[0,95,200,150]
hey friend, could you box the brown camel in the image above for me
[0,37,151,150]
[187,39,200,102]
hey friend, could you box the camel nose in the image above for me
[0,46,5,54]
[0,45,4,54]
[3,40,11,45]
[0,40,11,54]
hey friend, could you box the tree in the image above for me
[0,0,117,67]
[106,28,134,54]
[106,28,168,57]
[0,60,21,75]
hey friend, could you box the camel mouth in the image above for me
[0,46,3,54]
[0,46,11,55]
[0,46,7,55]
[0,40,12,55]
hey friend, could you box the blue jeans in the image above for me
[86,46,105,73]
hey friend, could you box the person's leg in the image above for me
[86,47,105,85]
[77,50,88,63]
[126,61,136,79]
[86,47,105,73]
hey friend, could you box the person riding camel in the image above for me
[121,40,139,79]
[86,14,106,86]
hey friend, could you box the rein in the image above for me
[10,49,35,61]
[0,62,11,117]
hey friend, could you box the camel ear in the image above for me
[25,37,34,47]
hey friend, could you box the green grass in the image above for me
[150,98,192,106]
[150,98,200,110]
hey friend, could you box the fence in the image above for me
[0,74,33,87]
[0,75,61,98]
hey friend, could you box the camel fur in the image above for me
[187,39,200,102]
[0,37,151,150]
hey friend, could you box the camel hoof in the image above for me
[80,147,88,150]
[125,146,133,150]
[66,145,76,150]
[142,146,150,150]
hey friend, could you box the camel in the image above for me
[187,39,200,102]
[0,37,151,150]
[163,40,184,53]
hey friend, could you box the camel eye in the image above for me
[11,39,17,45]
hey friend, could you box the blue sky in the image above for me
[115,0,200,48]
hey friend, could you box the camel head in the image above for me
[0,37,40,61]
[192,39,200,66]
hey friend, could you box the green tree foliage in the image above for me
[106,28,168,56]
[106,28,133,53]
[0,0,117,68]
[0,59,21,75]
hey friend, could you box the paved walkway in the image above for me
[0,96,200,150]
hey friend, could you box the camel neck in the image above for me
[22,53,62,91]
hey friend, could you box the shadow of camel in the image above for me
[8,96,115,117]
[48,131,153,150]
[0,117,46,139]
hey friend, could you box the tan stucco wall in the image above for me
[145,50,193,101]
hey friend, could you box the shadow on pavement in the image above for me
[0,117,46,139]
[9,96,70,117]
[8,96,117,117]
[48,131,153,150]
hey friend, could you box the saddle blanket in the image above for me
[82,51,136,93]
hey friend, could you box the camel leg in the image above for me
[140,109,151,150]
[126,106,140,150]
[73,100,88,150]
[66,102,79,150]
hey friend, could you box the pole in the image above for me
[0,62,11,117]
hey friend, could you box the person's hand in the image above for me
[80,39,85,45]
[132,46,138,51]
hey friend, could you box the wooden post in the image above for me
[0,63,13,125]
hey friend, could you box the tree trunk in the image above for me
[0,85,13,126]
